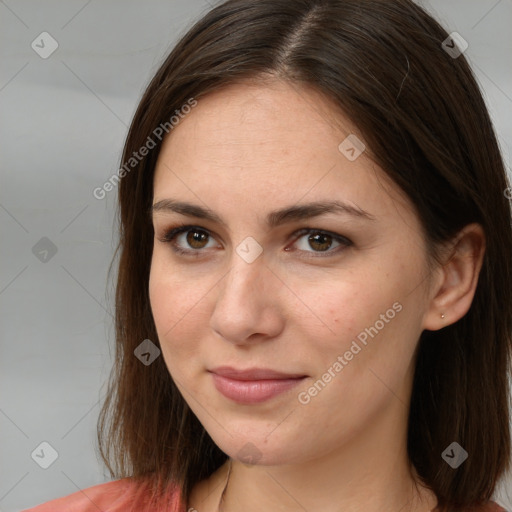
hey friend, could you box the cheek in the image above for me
[148,255,208,355]
[312,263,422,374]
[148,259,173,335]
[307,277,386,346]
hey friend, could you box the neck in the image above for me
[220,454,435,512]
[212,400,437,512]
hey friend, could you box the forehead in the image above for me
[163,80,349,161]
[152,80,414,224]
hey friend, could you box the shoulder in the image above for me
[454,502,509,512]
[470,502,509,511]
[482,503,509,512]
[21,477,183,512]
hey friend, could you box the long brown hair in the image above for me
[97,0,512,509]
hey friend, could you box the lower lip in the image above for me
[211,374,306,404]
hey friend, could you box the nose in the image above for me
[209,251,285,345]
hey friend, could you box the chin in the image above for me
[206,426,310,467]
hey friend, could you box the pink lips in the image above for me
[209,366,307,404]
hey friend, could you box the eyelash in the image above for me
[157,223,353,259]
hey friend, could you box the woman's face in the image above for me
[149,79,436,466]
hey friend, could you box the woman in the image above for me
[24,0,511,510]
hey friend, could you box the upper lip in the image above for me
[209,366,307,381]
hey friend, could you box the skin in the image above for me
[149,79,485,512]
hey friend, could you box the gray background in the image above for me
[1,1,511,510]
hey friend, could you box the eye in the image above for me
[157,224,352,258]
[286,228,352,257]
[157,224,217,256]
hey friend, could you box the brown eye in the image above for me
[307,232,333,252]
[185,229,209,249]
[289,228,352,257]
[160,225,352,259]
[159,225,218,256]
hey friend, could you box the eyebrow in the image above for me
[150,198,375,228]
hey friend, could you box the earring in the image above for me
[440,313,445,319]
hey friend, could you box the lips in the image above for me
[210,366,307,380]
[209,366,307,404]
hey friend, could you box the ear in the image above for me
[422,223,486,331]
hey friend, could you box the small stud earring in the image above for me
[440,313,445,319]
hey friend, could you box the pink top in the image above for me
[21,477,184,512]
[21,478,508,512]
